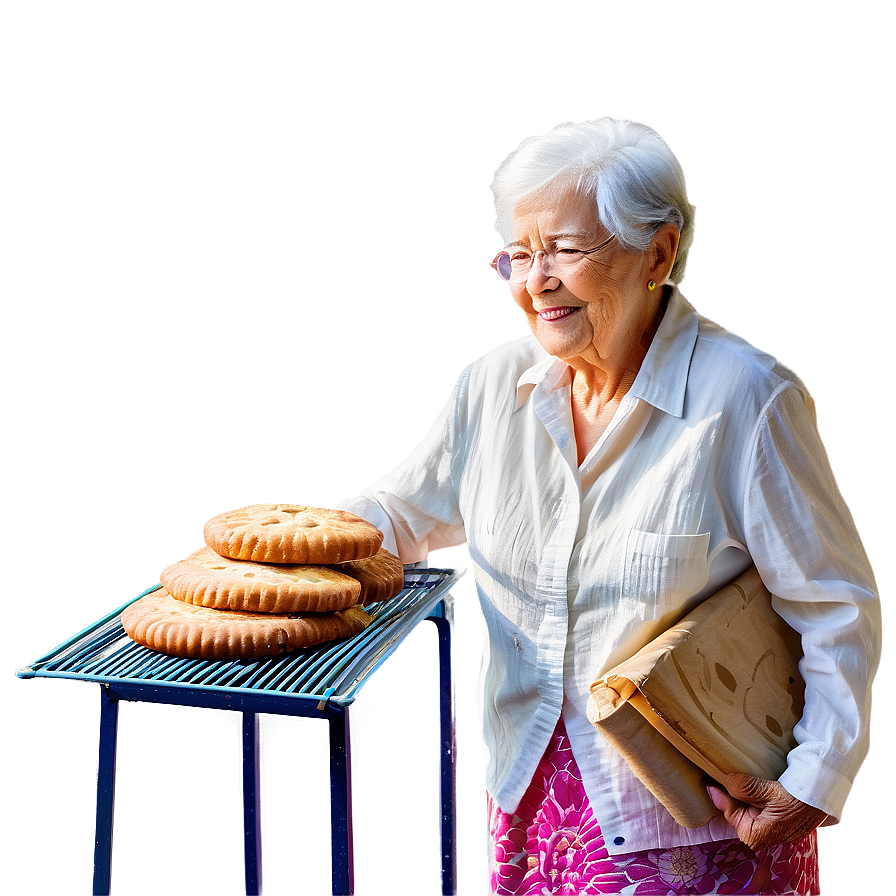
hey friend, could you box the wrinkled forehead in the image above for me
[509,178,605,245]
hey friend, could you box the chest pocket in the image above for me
[622,529,711,620]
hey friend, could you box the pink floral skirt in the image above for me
[488,722,819,895]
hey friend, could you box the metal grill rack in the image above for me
[17,567,461,896]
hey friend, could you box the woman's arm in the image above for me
[737,383,881,837]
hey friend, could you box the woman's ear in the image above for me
[649,223,680,284]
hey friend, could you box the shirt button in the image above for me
[614,836,625,846]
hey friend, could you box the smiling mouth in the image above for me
[537,306,580,322]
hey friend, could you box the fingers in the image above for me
[722,773,778,805]
[706,784,738,816]
[707,774,770,827]
[706,783,762,847]
[705,777,828,852]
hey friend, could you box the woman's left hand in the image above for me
[707,774,828,851]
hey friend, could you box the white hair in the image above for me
[491,118,695,283]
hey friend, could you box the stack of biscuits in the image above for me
[122,504,405,660]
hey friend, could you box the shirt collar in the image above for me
[513,287,699,418]
[628,287,699,418]
[515,352,560,411]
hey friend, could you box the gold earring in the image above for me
[647,280,656,291]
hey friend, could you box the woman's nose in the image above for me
[526,251,559,293]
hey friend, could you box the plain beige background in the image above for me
[3,2,891,893]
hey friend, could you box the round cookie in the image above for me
[161,546,362,614]
[329,548,405,605]
[121,587,372,660]
[204,504,383,565]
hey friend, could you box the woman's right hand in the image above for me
[707,774,827,851]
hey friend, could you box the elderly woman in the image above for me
[342,119,880,894]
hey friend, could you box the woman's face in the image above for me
[507,184,665,375]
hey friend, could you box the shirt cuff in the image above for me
[337,495,400,557]
[778,743,860,823]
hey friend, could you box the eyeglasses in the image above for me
[490,233,617,281]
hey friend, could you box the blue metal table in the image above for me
[16,567,461,896]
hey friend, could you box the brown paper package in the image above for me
[587,566,804,828]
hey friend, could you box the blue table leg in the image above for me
[93,684,119,895]
[328,706,354,895]
[429,600,457,895]
[242,711,262,895]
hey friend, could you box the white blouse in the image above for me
[340,288,880,855]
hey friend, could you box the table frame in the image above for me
[18,573,458,896]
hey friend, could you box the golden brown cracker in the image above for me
[204,504,383,564]
[121,587,371,659]
[329,548,405,605]
[161,546,362,614]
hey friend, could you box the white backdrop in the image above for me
[3,2,891,894]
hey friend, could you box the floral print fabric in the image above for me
[488,722,819,895]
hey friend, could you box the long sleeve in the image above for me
[742,382,881,821]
